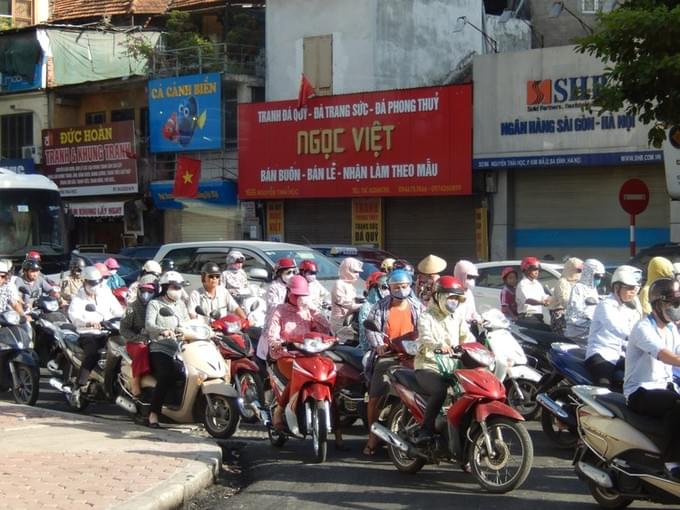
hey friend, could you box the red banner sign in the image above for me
[238,85,472,199]
[42,121,138,197]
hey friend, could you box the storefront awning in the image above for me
[67,201,124,217]
[149,180,238,210]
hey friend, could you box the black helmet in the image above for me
[22,259,41,272]
[200,262,221,276]
[649,278,680,305]
[70,257,86,271]
[393,259,414,275]
[160,259,175,272]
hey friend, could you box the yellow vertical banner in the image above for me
[475,207,489,262]
[352,198,382,247]
[266,201,284,242]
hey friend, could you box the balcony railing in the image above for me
[151,42,264,79]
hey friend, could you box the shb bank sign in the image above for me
[525,74,607,112]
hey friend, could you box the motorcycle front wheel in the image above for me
[202,395,239,439]
[62,362,89,412]
[386,403,425,474]
[11,362,39,406]
[588,481,633,509]
[505,379,540,421]
[310,399,328,463]
[468,417,533,493]
[540,387,578,448]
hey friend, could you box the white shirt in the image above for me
[68,284,124,332]
[586,294,640,362]
[623,316,680,398]
[188,286,240,324]
[516,278,547,315]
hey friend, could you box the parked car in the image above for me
[474,260,563,318]
[153,241,353,294]
[73,253,142,286]
[118,245,161,262]
[310,245,397,279]
[628,243,680,272]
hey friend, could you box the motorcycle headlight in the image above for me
[1,310,21,326]
[401,340,419,356]
[300,337,330,353]
[43,300,59,313]
[467,347,495,368]
[225,322,240,334]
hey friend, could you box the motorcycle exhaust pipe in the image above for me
[371,422,410,453]
[576,461,614,489]
[537,393,569,420]
[115,396,137,414]
[49,378,71,394]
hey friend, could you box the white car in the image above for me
[474,260,563,319]
[153,240,352,295]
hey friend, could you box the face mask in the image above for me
[109,269,117,275]
[85,283,98,295]
[166,289,182,301]
[229,263,242,271]
[391,287,411,300]
[445,299,459,313]
[139,291,154,304]
[666,305,680,323]
[466,278,476,290]
[305,274,317,283]
[281,273,294,284]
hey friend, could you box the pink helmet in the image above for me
[104,257,120,270]
[94,262,110,277]
[287,274,310,296]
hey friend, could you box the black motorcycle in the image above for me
[29,295,72,370]
[0,310,40,405]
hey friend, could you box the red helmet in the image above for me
[299,260,318,273]
[520,257,540,272]
[501,267,518,280]
[434,275,465,296]
[26,250,41,262]
[275,257,297,272]
[287,274,309,296]
[365,271,387,290]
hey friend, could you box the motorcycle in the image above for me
[478,309,543,420]
[324,342,367,429]
[370,341,534,494]
[0,310,40,405]
[209,311,268,426]
[267,332,338,463]
[112,307,241,439]
[49,304,123,412]
[572,384,680,508]
[536,342,618,449]
[511,323,584,375]
[29,295,71,369]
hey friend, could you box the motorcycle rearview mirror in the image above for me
[210,310,221,320]
[585,297,598,306]
[248,267,269,281]
[195,306,207,316]
[249,300,261,311]
[85,304,97,312]
[159,307,175,317]
[363,319,381,332]
[18,286,30,295]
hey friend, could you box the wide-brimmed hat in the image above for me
[417,254,446,275]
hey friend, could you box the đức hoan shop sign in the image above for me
[42,121,138,197]
[237,85,472,199]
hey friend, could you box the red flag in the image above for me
[297,73,316,108]
[173,156,201,198]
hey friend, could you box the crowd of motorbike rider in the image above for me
[5,246,680,479]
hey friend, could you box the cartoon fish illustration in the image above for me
[162,112,178,142]
[177,96,207,146]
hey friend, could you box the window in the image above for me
[111,108,135,123]
[85,111,106,125]
[224,85,237,145]
[303,35,332,96]
[186,250,231,274]
[581,0,601,13]
[537,270,559,294]
[0,0,10,16]
[477,266,506,290]
[0,112,32,159]
[238,249,270,279]
[162,248,198,272]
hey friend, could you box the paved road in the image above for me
[26,374,679,510]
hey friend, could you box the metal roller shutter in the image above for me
[164,207,240,242]
[384,196,476,264]
[513,165,667,261]
[284,198,351,244]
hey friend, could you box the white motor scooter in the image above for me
[479,309,543,420]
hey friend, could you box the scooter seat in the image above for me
[595,392,668,440]
[328,345,364,372]
[392,368,427,395]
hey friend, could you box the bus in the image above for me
[0,169,68,274]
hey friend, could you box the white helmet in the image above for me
[0,260,10,273]
[159,270,184,286]
[226,250,245,265]
[143,260,162,275]
[611,265,642,287]
[82,266,102,283]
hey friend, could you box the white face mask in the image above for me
[85,283,98,295]
[445,299,459,313]
[305,274,317,283]
[109,269,117,275]
[466,278,476,290]
[166,289,182,301]
[281,273,294,284]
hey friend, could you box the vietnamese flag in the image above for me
[173,156,201,198]
[297,73,316,108]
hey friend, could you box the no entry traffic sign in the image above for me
[619,178,650,256]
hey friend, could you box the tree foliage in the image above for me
[576,0,680,147]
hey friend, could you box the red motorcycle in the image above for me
[210,313,267,425]
[267,332,338,463]
[371,341,534,493]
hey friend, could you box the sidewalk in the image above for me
[0,402,222,510]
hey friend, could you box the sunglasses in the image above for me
[168,284,183,291]
[379,284,389,290]
[350,270,361,274]
[233,258,244,263]
[466,275,477,280]
[207,274,221,279]
[306,271,318,276]
[527,266,539,271]
[282,269,296,275]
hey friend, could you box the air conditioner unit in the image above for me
[21,145,39,164]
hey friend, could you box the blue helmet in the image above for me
[388,269,412,286]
